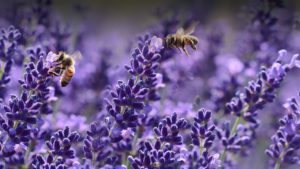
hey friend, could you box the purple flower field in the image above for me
[1,0,300,168]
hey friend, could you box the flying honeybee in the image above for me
[166,22,199,56]
[48,51,82,87]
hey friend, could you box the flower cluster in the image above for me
[265,95,300,168]
[0,54,56,161]
[226,50,300,122]
[153,112,188,145]
[83,122,118,168]
[0,26,21,60]
[213,49,300,168]
[32,126,80,168]
[190,108,221,169]
[128,140,177,169]
[191,109,215,148]
[125,34,162,101]
[106,34,163,142]
[0,26,21,97]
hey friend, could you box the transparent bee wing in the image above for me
[176,28,184,35]
[183,21,199,35]
[71,50,83,61]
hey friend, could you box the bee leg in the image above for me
[48,70,60,76]
[48,64,64,76]
[182,48,190,56]
[59,68,65,75]
[48,67,58,76]
[176,46,182,53]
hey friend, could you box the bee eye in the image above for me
[167,37,175,46]
[193,39,198,44]
[166,40,170,46]
[58,53,64,61]
[170,37,175,43]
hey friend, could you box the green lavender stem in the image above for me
[218,105,249,169]
[0,60,4,80]
[13,120,19,129]
[53,155,58,163]
[161,142,166,149]
[120,106,126,114]
[199,138,204,156]
[27,90,33,100]
[134,75,140,86]
[92,152,96,168]
[274,148,286,169]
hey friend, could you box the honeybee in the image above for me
[48,51,82,87]
[166,22,199,56]
[153,162,160,168]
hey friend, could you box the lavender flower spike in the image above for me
[266,95,300,169]
[219,49,300,168]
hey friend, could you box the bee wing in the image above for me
[71,50,83,62]
[176,28,185,35]
[183,21,199,35]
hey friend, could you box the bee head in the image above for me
[166,35,175,47]
[57,52,65,62]
[188,38,198,50]
[190,36,199,45]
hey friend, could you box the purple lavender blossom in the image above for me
[189,108,221,169]
[83,122,117,168]
[31,126,80,168]
[216,49,300,169]
[0,26,21,98]
[266,95,300,169]
[149,36,164,53]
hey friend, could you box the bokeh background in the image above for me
[1,0,300,168]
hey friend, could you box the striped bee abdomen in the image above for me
[60,66,74,87]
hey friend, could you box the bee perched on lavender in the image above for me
[47,51,82,87]
[166,22,199,56]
